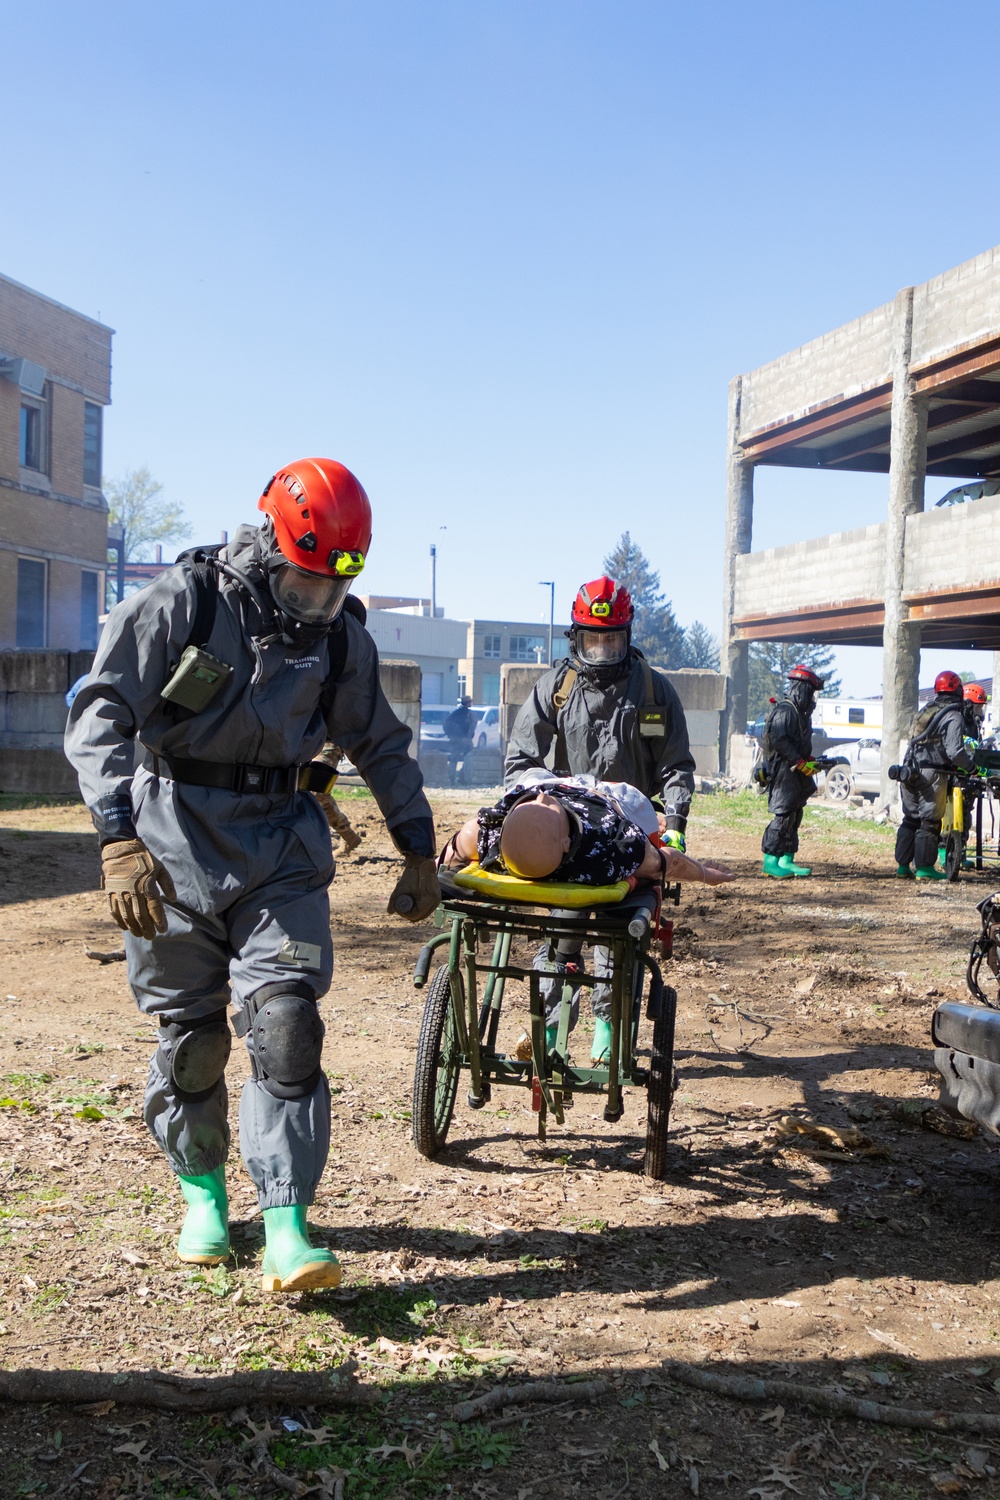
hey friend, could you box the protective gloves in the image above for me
[661,829,686,853]
[795,758,819,776]
[101,838,177,939]
[387,853,441,923]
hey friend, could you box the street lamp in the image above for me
[538,581,555,666]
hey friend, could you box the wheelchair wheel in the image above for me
[643,984,677,1179]
[412,964,462,1157]
[944,832,964,883]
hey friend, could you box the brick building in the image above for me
[0,273,113,651]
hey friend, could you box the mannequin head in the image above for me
[500,792,573,879]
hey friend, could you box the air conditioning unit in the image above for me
[0,355,47,395]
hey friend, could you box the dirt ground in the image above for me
[2,785,1000,1500]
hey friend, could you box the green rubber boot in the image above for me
[762,854,794,879]
[261,1205,342,1293]
[176,1165,230,1265]
[895,863,915,879]
[778,853,812,877]
[590,1017,612,1063]
[915,865,947,882]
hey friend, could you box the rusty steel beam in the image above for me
[738,386,892,458]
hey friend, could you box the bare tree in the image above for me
[106,466,190,563]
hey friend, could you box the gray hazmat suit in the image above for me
[65,526,432,1208]
[505,653,695,1025]
[894,695,973,870]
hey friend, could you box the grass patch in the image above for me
[267,1415,513,1497]
[0,794,82,812]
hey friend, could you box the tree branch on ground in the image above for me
[451,1377,610,1422]
[666,1362,1000,1436]
[0,1367,376,1412]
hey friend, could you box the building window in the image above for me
[483,633,502,658]
[20,395,47,472]
[482,673,500,706]
[456,675,467,700]
[16,558,46,647]
[83,402,103,488]
[80,570,99,649]
[509,634,546,662]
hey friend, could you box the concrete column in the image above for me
[721,375,754,773]
[880,287,927,804]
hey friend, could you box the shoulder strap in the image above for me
[552,664,578,712]
[319,609,357,718]
[641,657,654,707]
[174,545,224,650]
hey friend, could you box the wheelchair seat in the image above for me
[452,862,635,909]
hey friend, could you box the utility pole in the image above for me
[539,580,555,665]
[429,545,437,617]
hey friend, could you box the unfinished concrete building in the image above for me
[723,245,1000,785]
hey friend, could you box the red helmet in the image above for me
[964,682,988,704]
[787,664,824,691]
[571,576,634,629]
[258,458,371,578]
[934,669,964,696]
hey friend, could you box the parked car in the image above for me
[820,738,882,801]
[419,706,460,746]
[472,705,500,751]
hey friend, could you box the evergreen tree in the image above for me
[683,621,720,671]
[747,641,841,718]
[602,532,687,669]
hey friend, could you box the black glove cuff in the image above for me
[388,816,436,859]
[92,794,138,845]
[664,814,687,833]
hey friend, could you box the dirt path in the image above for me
[1,788,999,1499]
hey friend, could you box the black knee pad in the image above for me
[236,980,325,1100]
[157,1011,231,1102]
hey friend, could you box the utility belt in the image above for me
[143,751,337,797]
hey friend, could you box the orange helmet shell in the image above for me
[572,576,634,629]
[258,458,372,578]
[964,682,988,704]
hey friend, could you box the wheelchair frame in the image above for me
[410,881,679,1178]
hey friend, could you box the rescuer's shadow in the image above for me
[0,829,100,904]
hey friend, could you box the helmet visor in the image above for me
[270,563,352,625]
[576,627,629,665]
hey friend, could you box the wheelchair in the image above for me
[410,864,679,1178]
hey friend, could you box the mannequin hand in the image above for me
[101,838,176,939]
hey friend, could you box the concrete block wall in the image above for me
[739,243,1000,437]
[378,659,421,756]
[739,302,893,436]
[0,649,94,794]
[734,522,887,619]
[904,492,1000,595]
[500,663,724,776]
[0,652,422,794]
[912,245,1000,369]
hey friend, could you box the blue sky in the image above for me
[2,0,997,695]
